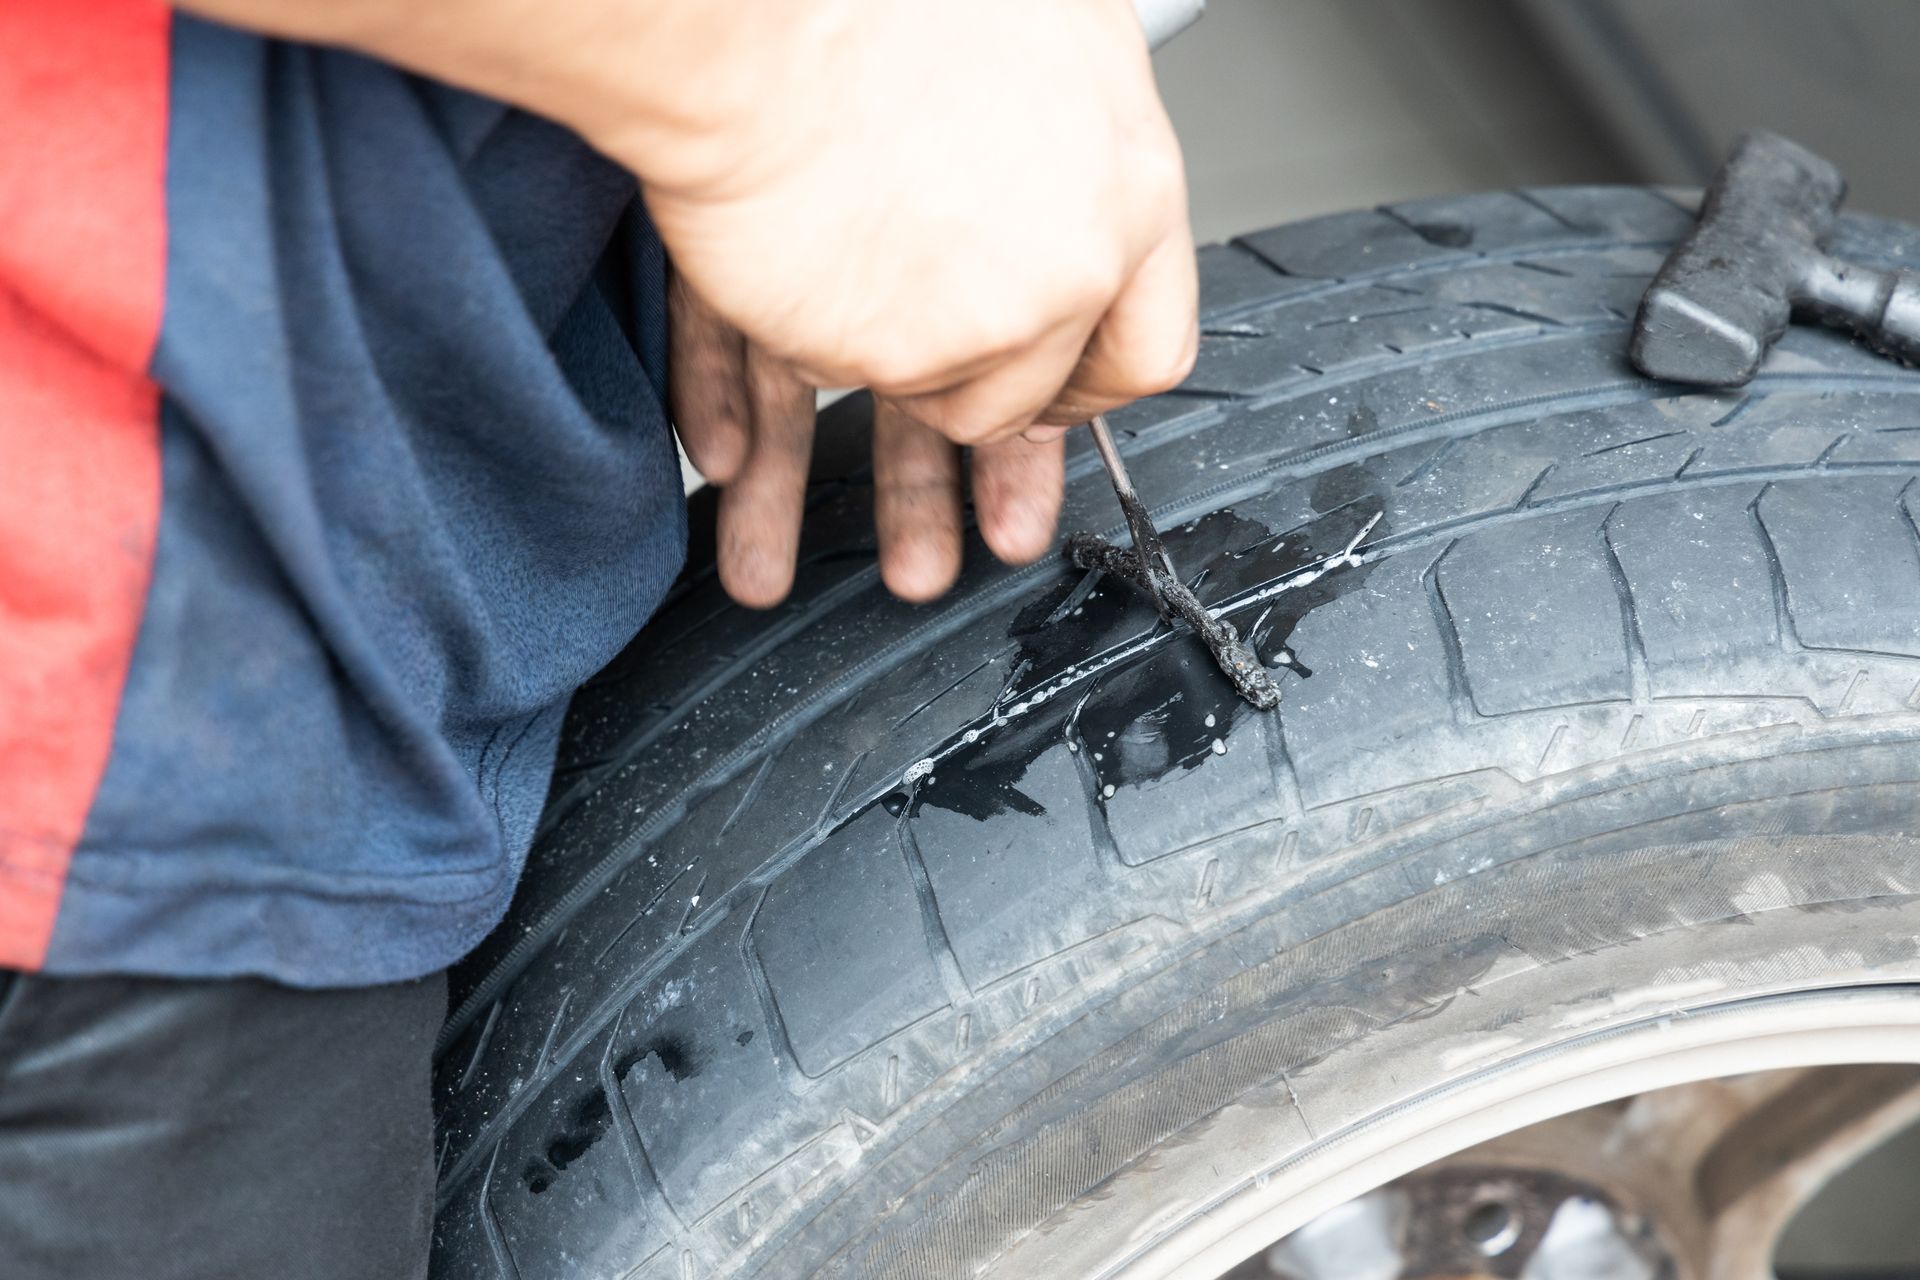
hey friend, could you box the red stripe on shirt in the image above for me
[0,0,170,969]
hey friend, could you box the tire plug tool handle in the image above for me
[1632,130,1920,386]
[1074,416,1282,711]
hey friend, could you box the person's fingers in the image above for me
[970,430,1065,566]
[716,348,815,608]
[884,314,1096,448]
[669,268,752,485]
[872,396,965,603]
[881,219,1198,445]
[1037,219,1200,427]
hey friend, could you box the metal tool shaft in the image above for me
[1087,415,1179,615]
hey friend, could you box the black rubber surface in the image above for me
[431,188,1920,1279]
[0,970,442,1280]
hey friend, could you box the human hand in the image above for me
[632,0,1198,448]
[672,274,1065,607]
[636,0,1194,605]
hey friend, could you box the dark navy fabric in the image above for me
[49,18,686,986]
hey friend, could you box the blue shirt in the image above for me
[3,12,686,985]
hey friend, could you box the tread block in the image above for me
[1078,640,1295,865]
[1196,242,1315,315]
[908,743,1120,991]
[752,808,948,1076]
[1237,208,1463,279]
[1520,186,1697,241]
[835,648,1015,804]
[1603,487,1780,674]
[1384,191,1581,253]
[1281,556,1483,805]
[1395,256,1655,325]
[486,1028,674,1280]
[1530,401,1718,503]
[1759,476,1920,657]
[1438,507,1633,715]
[617,931,804,1222]
[1692,388,1909,474]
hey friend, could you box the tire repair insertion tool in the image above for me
[1059,2,1287,709]
[1065,416,1282,711]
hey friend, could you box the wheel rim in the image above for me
[1250,1064,1920,1279]
[998,986,1920,1279]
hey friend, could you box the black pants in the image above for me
[0,969,444,1279]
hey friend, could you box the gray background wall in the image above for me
[1151,0,1628,242]
[1153,0,1920,242]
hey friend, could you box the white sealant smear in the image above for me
[896,510,1384,790]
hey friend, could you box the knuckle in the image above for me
[1154,323,1202,390]
[860,344,936,393]
[1064,259,1126,315]
[1131,132,1189,207]
[987,521,1051,566]
[949,419,1005,447]
[981,500,1057,565]
[916,401,1001,447]
[881,540,960,604]
[1117,322,1199,398]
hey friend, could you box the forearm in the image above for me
[169,0,807,194]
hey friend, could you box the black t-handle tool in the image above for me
[1632,130,1920,387]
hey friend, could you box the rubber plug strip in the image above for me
[1063,532,1282,710]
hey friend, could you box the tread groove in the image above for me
[1599,504,1652,703]
[534,991,572,1069]
[821,750,868,825]
[595,866,689,964]
[738,887,812,1086]
[1897,478,1920,569]
[1749,484,1804,651]
[1515,464,1556,508]
[720,754,779,837]
[478,1148,526,1280]
[1586,430,1685,457]
[675,873,709,936]
[597,1013,690,1230]
[1512,188,1586,232]
[457,996,505,1093]
[1397,437,1459,488]
[895,656,997,730]
[1463,300,1566,328]
[897,818,975,1004]
[1711,394,1763,428]
[1424,540,1480,720]
[1066,690,1131,871]
[1264,712,1307,820]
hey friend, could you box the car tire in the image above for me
[431,187,1920,1280]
